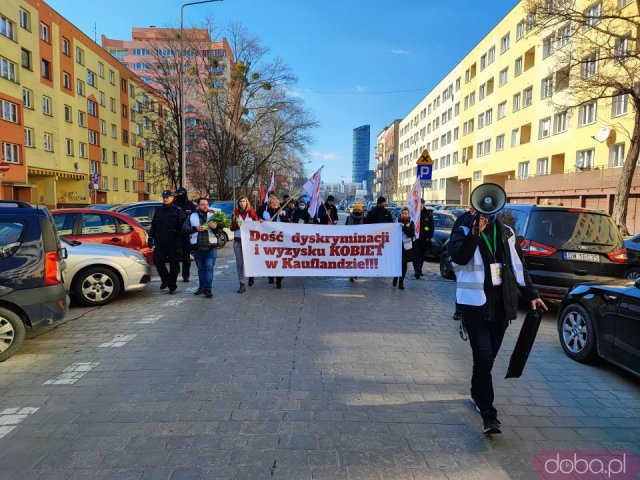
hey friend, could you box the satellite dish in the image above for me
[594,125,611,143]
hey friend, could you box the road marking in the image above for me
[161,298,187,307]
[98,334,136,348]
[135,315,164,325]
[0,407,39,438]
[44,362,100,385]
[322,293,366,298]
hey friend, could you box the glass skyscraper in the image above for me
[352,125,371,183]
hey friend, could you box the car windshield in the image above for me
[527,210,622,250]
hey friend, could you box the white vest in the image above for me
[452,225,525,306]
[189,212,218,246]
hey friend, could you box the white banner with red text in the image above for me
[240,222,402,277]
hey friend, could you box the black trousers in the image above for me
[395,249,413,281]
[153,244,180,290]
[412,238,426,275]
[462,302,508,420]
[179,239,191,280]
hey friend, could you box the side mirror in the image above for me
[59,247,68,259]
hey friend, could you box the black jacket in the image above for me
[418,208,435,240]
[366,205,393,224]
[291,208,311,224]
[174,196,196,217]
[149,204,186,247]
[449,217,538,321]
[345,212,365,225]
[315,203,339,225]
[264,206,289,223]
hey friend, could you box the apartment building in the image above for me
[373,120,400,200]
[0,0,166,208]
[393,0,640,230]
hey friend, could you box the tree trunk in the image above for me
[612,110,640,236]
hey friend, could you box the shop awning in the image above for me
[28,167,86,180]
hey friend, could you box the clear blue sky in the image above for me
[48,0,517,183]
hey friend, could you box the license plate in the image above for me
[563,252,600,263]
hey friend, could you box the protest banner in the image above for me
[240,222,402,277]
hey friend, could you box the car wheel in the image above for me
[73,266,122,306]
[216,233,227,249]
[440,254,455,280]
[0,307,26,362]
[558,303,597,363]
[625,267,640,281]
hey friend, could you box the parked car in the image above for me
[114,201,232,249]
[427,212,457,259]
[208,201,234,219]
[52,209,152,264]
[0,200,68,362]
[440,204,468,213]
[86,204,119,211]
[62,238,151,306]
[623,233,640,280]
[558,279,640,377]
[439,205,628,298]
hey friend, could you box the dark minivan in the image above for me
[500,204,627,298]
[0,201,68,361]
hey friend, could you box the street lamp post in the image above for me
[179,0,223,190]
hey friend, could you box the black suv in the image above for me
[0,201,68,361]
[441,204,628,299]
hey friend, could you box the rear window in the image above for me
[434,214,455,229]
[0,221,25,259]
[527,210,622,250]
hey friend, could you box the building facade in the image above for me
[0,0,167,208]
[374,120,400,201]
[352,125,370,184]
[392,0,640,231]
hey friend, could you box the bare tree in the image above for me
[526,0,640,233]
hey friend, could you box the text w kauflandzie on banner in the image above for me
[240,222,402,277]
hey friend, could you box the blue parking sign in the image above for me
[93,172,99,184]
[417,164,432,181]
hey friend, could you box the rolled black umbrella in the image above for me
[505,308,545,379]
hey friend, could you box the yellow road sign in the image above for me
[416,149,433,165]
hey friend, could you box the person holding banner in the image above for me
[393,207,416,290]
[182,198,222,298]
[345,203,366,282]
[366,197,393,224]
[262,196,288,288]
[316,195,339,225]
[231,196,259,293]
[291,199,312,224]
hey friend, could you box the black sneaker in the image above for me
[414,273,420,279]
[169,287,177,294]
[482,417,502,435]
[183,277,190,283]
[268,277,274,285]
[392,278,398,287]
[194,288,204,296]
[237,283,246,293]
[248,278,254,287]
[276,279,282,289]
[204,290,212,298]
[160,282,167,290]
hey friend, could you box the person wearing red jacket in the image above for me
[230,196,259,293]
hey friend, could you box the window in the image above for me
[89,130,98,146]
[498,101,506,119]
[112,151,118,165]
[579,101,597,126]
[19,9,30,30]
[473,171,482,181]
[122,104,127,118]
[22,88,32,108]
[499,68,508,86]
[583,2,602,31]
[39,22,49,42]
[82,214,118,235]
[480,53,487,71]
[21,48,32,70]
[541,76,553,99]
[132,180,138,192]
[65,138,74,156]
[98,62,104,78]
[523,87,533,107]
[124,179,130,192]
[455,77,461,91]
[478,113,485,129]
[111,124,117,138]
[88,99,97,116]
[496,134,505,151]
[612,93,628,117]
[488,46,495,64]
[44,132,53,152]
[454,102,460,116]
[63,71,71,90]
[501,33,510,53]
[453,127,459,140]
[479,84,486,100]
[42,96,51,115]
[1,100,18,123]
[112,178,118,191]
[100,119,106,135]
[64,105,72,122]
[484,139,491,155]
[100,148,106,163]
[24,127,33,147]
[511,128,520,147]
[554,111,568,134]
[515,57,523,76]
[518,161,529,179]
[539,117,551,139]
[2,142,19,164]
[576,148,595,168]
[615,34,631,63]
[1,57,17,81]
[76,79,85,96]
[557,23,571,48]
[618,0,632,7]
[537,157,549,176]
[581,52,598,78]
[110,97,116,112]
[40,59,51,80]
[513,93,521,112]
[542,35,555,58]
[109,70,115,85]
[76,47,84,65]
[610,143,624,167]
[87,70,96,87]
[78,110,86,127]
[516,20,525,40]
[122,129,129,143]
[469,92,475,106]
[61,37,70,56]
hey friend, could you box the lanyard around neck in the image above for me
[480,224,497,259]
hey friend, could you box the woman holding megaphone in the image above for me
[448,183,546,435]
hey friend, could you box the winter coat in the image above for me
[366,205,393,224]
[149,204,186,247]
[345,212,365,225]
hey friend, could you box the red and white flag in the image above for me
[408,175,422,238]
[266,172,275,198]
[302,167,323,221]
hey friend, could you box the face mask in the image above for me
[298,205,305,210]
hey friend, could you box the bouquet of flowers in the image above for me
[202,210,231,229]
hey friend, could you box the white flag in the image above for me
[408,176,422,239]
[302,167,323,220]
[266,172,275,197]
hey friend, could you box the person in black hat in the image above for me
[148,190,186,294]
[315,195,339,225]
[366,196,393,224]
[412,198,435,279]
[173,187,197,282]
